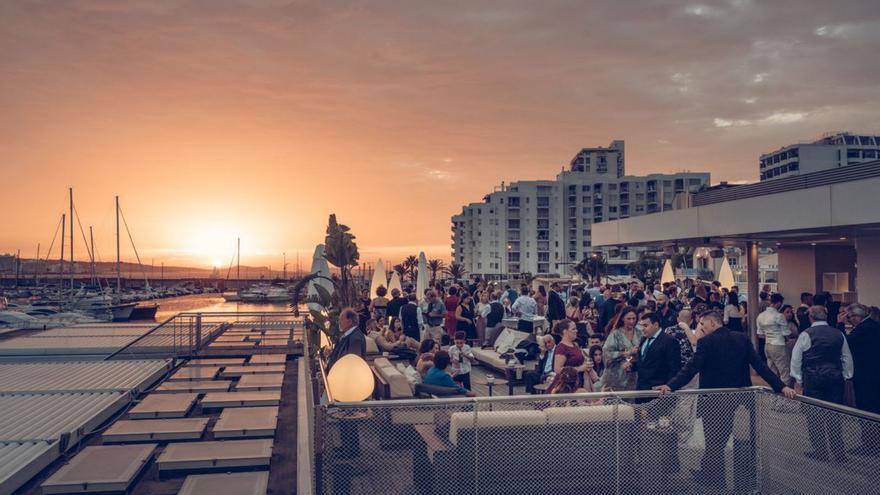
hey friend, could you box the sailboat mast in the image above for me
[116,196,121,295]
[237,237,241,285]
[283,252,287,280]
[59,214,66,287]
[69,188,74,291]
[35,243,40,285]
[89,226,96,284]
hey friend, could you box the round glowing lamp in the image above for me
[326,354,374,402]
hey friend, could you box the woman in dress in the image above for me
[455,294,478,341]
[474,290,490,347]
[602,307,640,391]
[443,287,460,341]
[723,294,744,332]
[565,296,581,321]
[553,320,598,391]
[589,345,605,379]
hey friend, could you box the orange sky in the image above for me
[2,1,879,268]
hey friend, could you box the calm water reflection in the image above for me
[155,294,293,320]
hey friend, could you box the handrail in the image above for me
[324,383,880,422]
[104,313,178,360]
[317,355,333,403]
[326,385,768,408]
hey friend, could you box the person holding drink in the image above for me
[448,331,475,390]
[602,307,640,391]
[553,320,599,391]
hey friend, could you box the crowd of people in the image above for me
[335,276,880,410]
[324,274,880,487]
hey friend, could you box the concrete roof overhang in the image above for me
[591,174,880,250]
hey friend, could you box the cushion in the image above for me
[365,335,379,354]
[374,357,393,368]
[493,328,526,354]
[472,348,509,370]
[375,364,413,399]
[449,410,547,446]
[544,404,635,424]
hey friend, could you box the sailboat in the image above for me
[114,195,159,320]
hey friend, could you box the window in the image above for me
[864,150,877,159]
[582,185,591,192]
[507,219,520,229]
[848,149,860,159]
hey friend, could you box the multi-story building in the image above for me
[760,131,880,181]
[451,141,710,278]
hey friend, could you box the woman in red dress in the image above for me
[443,286,460,341]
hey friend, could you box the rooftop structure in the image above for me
[760,131,880,181]
[452,141,709,278]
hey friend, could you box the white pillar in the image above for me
[856,234,880,307]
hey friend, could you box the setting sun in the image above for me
[185,223,238,268]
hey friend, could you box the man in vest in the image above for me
[790,305,854,463]
[480,291,506,346]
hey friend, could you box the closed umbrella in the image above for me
[717,256,735,290]
[307,244,333,311]
[388,271,402,295]
[660,259,675,285]
[415,252,428,302]
[370,259,387,299]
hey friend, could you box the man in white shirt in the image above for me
[511,285,537,317]
[790,305,853,462]
[756,293,793,384]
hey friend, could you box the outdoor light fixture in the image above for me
[326,354,374,402]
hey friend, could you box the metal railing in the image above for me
[300,358,880,495]
[693,158,880,206]
[105,311,303,360]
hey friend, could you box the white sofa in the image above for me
[471,328,533,372]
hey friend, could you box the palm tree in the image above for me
[444,262,467,281]
[427,259,446,285]
[574,253,607,283]
[402,255,418,283]
[392,264,406,279]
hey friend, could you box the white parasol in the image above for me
[415,252,428,302]
[370,258,387,299]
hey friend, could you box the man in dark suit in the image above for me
[546,282,566,327]
[630,312,682,392]
[657,310,795,489]
[845,303,880,455]
[326,307,366,371]
[629,312,682,476]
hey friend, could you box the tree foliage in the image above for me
[427,259,445,284]
[322,214,359,308]
[626,252,664,281]
[402,255,418,283]
[574,253,608,282]
[444,262,468,281]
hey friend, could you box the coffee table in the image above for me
[473,376,509,397]
[504,364,526,395]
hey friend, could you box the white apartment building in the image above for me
[452,141,710,278]
[760,131,880,181]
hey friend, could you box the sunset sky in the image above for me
[2,1,879,268]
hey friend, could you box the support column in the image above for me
[856,235,880,307]
[746,241,759,349]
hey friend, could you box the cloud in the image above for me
[714,111,809,128]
